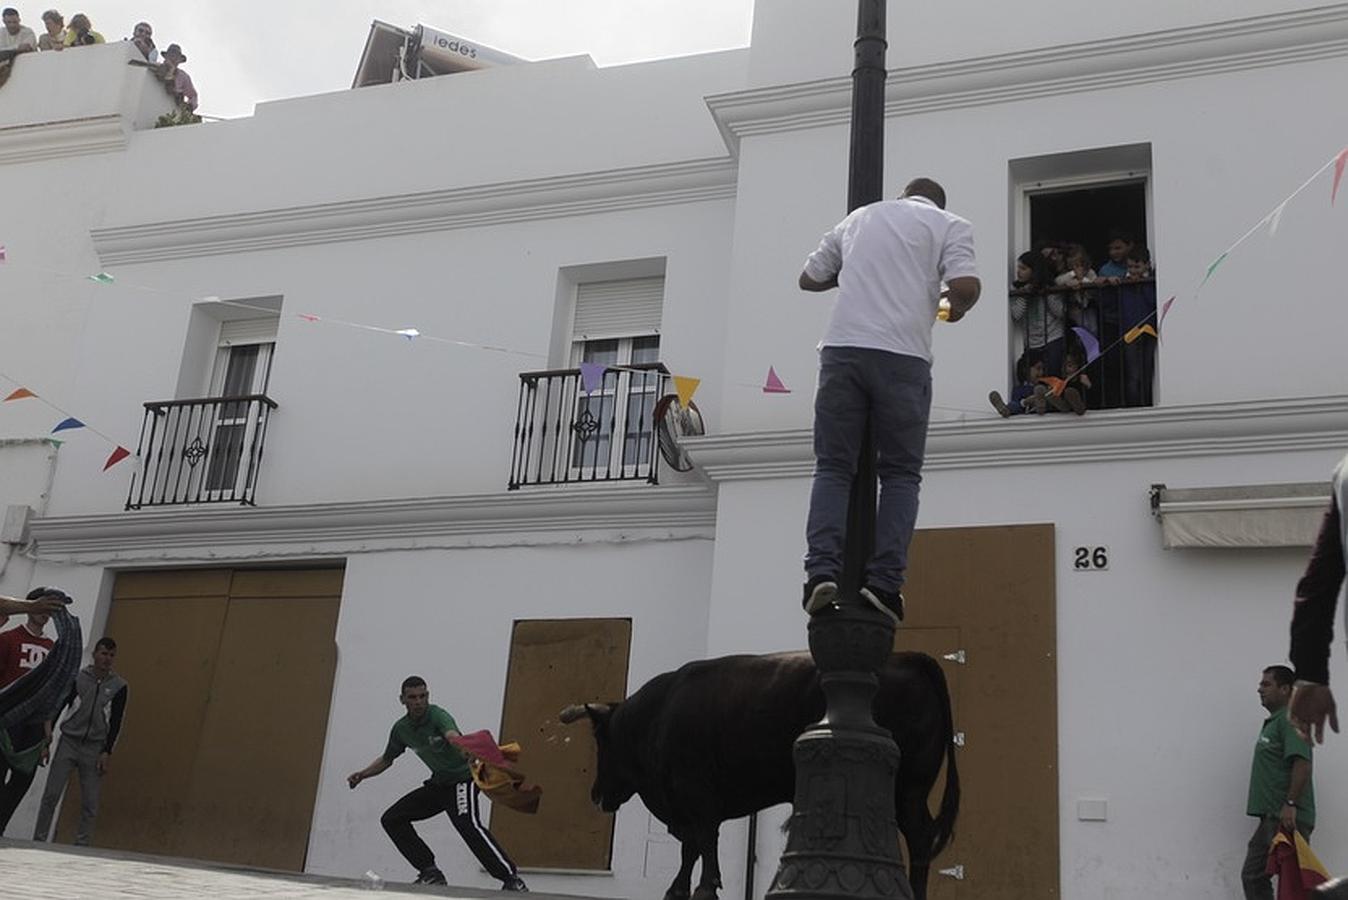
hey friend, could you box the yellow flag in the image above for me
[673,376,701,408]
[1124,324,1158,344]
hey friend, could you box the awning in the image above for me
[1150,482,1331,549]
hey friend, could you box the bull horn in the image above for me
[558,704,589,724]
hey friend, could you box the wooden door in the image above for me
[895,524,1058,899]
[56,567,343,871]
[491,618,633,869]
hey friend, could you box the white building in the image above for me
[1,3,1345,897]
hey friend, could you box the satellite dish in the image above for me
[653,394,704,473]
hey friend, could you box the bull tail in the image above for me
[927,655,960,859]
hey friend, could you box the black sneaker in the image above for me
[802,574,839,614]
[502,875,530,892]
[860,585,904,624]
[988,390,1013,418]
[414,867,447,885]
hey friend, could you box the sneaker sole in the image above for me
[859,587,902,625]
[804,581,838,614]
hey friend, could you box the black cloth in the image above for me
[0,751,37,835]
[380,779,517,882]
[1291,500,1345,685]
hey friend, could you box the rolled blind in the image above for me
[572,277,663,339]
[219,317,279,346]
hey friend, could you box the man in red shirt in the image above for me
[0,592,59,834]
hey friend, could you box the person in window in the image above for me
[1119,246,1156,407]
[989,351,1047,417]
[1062,345,1094,409]
[1055,244,1098,334]
[1097,230,1133,283]
[156,43,197,112]
[62,13,103,46]
[0,7,37,54]
[37,9,64,51]
[127,21,156,62]
[1010,251,1065,377]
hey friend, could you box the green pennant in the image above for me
[1198,252,1228,290]
[87,272,115,285]
[49,438,64,448]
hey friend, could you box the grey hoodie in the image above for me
[58,665,128,754]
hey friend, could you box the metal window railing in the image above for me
[1010,278,1157,409]
[509,363,668,489]
[126,394,277,509]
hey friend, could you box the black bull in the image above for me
[560,650,958,900]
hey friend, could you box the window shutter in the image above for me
[219,317,279,346]
[572,278,663,340]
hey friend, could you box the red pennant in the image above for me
[103,446,131,471]
[3,388,35,402]
[1334,148,1348,206]
[297,313,320,322]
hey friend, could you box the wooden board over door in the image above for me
[56,567,343,872]
[491,618,632,870]
[896,524,1059,899]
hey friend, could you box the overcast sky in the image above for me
[37,1,754,119]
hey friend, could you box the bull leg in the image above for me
[662,840,698,900]
[689,824,722,900]
[897,791,936,900]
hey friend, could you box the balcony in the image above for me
[1010,278,1157,410]
[509,363,670,489]
[127,395,277,509]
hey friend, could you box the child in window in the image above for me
[989,351,1047,417]
[1119,246,1156,407]
[1010,251,1065,376]
[1055,243,1098,333]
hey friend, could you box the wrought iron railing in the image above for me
[509,363,668,489]
[126,394,277,509]
[1010,278,1157,409]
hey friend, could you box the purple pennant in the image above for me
[51,417,85,434]
[579,362,607,394]
[1071,327,1101,364]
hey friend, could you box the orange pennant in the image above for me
[1036,376,1067,397]
[673,376,701,409]
[3,388,35,402]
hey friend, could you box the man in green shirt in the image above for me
[348,675,527,892]
[1242,665,1315,900]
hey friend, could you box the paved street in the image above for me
[0,841,595,899]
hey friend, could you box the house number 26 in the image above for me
[1073,546,1109,571]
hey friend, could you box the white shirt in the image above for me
[0,25,37,51]
[803,196,978,362]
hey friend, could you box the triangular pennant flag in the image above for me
[1267,200,1288,235]
[297,313,320,322]
[1036,376,1067,397]
[1070,327,1101,364]
[763,366,791,394]
[49,438,64,448]
[1333,147,1348,206]
[578,362,607,394]
[0,244,7,263]
[103,446,131,471]
[673,375,701,409]
[1199,252,1228,290]
[1159,296,1176,329]
[51,417,85,434]
[3,388,35,402]
[394,328,420,340]
[87,272,115,285]
[1124,324,1159,344]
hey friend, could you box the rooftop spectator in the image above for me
[63,12,103,47]
[128,20,155,62]
[37,9,64,50]
[157,43,197,111]
[0,7,37,53]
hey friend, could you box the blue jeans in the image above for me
[805,346,932,593]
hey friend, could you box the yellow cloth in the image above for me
[468,741,542,814]
[64,30,105,46]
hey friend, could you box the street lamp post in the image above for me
[766,2,912,899]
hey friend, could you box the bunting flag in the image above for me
[394,328,420,340]
[1070,327,1101,364]
[1124,324,1159,344]
[1198,252,1228,290]
[297,313,320,322]
[87,272,115,285]
[51,417,85,433]
[1267,201,1288,235]
[0,244,6,263]
[673,375,701,408]
[1159,296,1176,329]
[578,362,607,394]
[1333,147,1348,206]
[762,366,791,394]
[102,446,131,471]
[3,388,35,402]
[49,438,64,448]
[1036,376,1067,397]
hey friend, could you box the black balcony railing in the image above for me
[126,394,277,509]
[1010,278,1157,409]
[509,363,668,489]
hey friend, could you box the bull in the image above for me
[560,650,958,900]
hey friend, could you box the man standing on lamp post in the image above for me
[798,177,981,623]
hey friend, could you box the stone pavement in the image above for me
[0,840,597,899]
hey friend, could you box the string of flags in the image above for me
[2,380,133,471]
